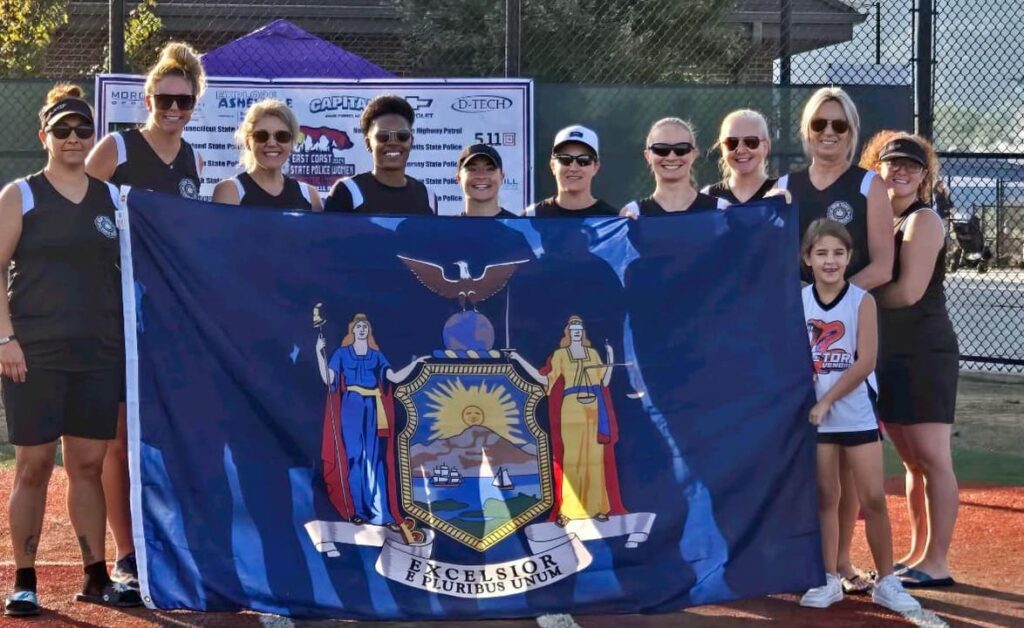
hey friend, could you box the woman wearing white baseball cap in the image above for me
[524,125,618,217]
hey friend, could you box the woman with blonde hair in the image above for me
[1,84,141,615]
[622,117,728,217]
[861,131,959,589]
[88,41,206,198]
[86,40,207,589]
[703,109,777,204]
[213,99,321,210]
[779,86,894,596]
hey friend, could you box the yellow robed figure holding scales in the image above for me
[512,315,627,525]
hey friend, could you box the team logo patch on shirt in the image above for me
[178,178,199,199]
[825,200,854,225]
[94,215,118,239]
[808,319,853,373]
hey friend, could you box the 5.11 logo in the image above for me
[474,131,517,147]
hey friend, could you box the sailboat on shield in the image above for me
[492,466,515,491]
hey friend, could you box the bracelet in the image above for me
[0,335,16,345]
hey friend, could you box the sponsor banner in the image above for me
[97,75,533,215]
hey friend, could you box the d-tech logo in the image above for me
[452,95,514,113]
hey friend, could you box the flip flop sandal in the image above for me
[893,562,908,574]
[899,567,956,588]
[840,573,873,595]
[75,582,143,608]
[4,590,41,617]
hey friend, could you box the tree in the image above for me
[88,0,166,74]
[400,0,744,83]
[0,0,69,77]
[124,0,165,72]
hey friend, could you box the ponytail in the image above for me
[144,42,206,98]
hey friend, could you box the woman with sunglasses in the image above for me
[324,94,436,215]
[213,99,322,210]
[860,132,959,590]
[84,40,206,590]
[87,42,205,199]
[779,87,893,597]
[0,85,142,616]
[780,88,893,286]
[525,125,618,217]
[621,118,727,217]
[703,109,778,204]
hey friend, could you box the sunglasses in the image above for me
[251,129,294,144]
[809,118,850,134]
[373,129,413,144]
[152,93,196,111]
[553,153,597,167]
[648,142,694,157]
[722,136,764,151]
[883,159,925,175]
[48,124,95,140]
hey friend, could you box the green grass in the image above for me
[884,441,1024,486]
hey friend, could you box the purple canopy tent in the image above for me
[201,19,394,78]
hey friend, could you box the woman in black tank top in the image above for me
[87,42,205,198]
[862,132,959,588]
[621,117,725,217]
[212,99,322,210]
[781,88,894,287]
[85,41,209,587]
[703,109,778,205]
[0,85,141,614]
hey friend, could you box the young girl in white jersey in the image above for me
[799,219,920,614]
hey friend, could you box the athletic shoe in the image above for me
[111,552,139,589]
[873,574,922,613]
[800,573,843,608]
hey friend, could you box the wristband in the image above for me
[0,335,16,345]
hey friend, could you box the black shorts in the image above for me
[817,428,882,447]
[1,368,122,446]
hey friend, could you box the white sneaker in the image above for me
[873,574,922,613]
[800,572,843,608]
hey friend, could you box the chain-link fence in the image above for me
[0,0,1020,371]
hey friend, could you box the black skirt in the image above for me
[877,349,959,425]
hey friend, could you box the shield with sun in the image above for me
[396,361,551,551]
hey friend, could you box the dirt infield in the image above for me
[1,468,1021,627]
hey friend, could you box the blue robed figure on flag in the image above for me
[316,312,424,526]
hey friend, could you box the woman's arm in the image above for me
[876,210,945,308]
[848,177,894,290]
[211,179,241,205]
[0,183,27,382]
[85,135,119,181]
[508,351,546,385]
[601,343,614,387]
[309,186,323,212]
[809,294,878,424]
[386,356,427,383]
[315,336,333,387]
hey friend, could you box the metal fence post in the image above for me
[109,0,125,73]
[915,0,934,140]
[505,0,521,78]
[779,0,793,174]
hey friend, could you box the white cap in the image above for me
[552,125,599,157]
